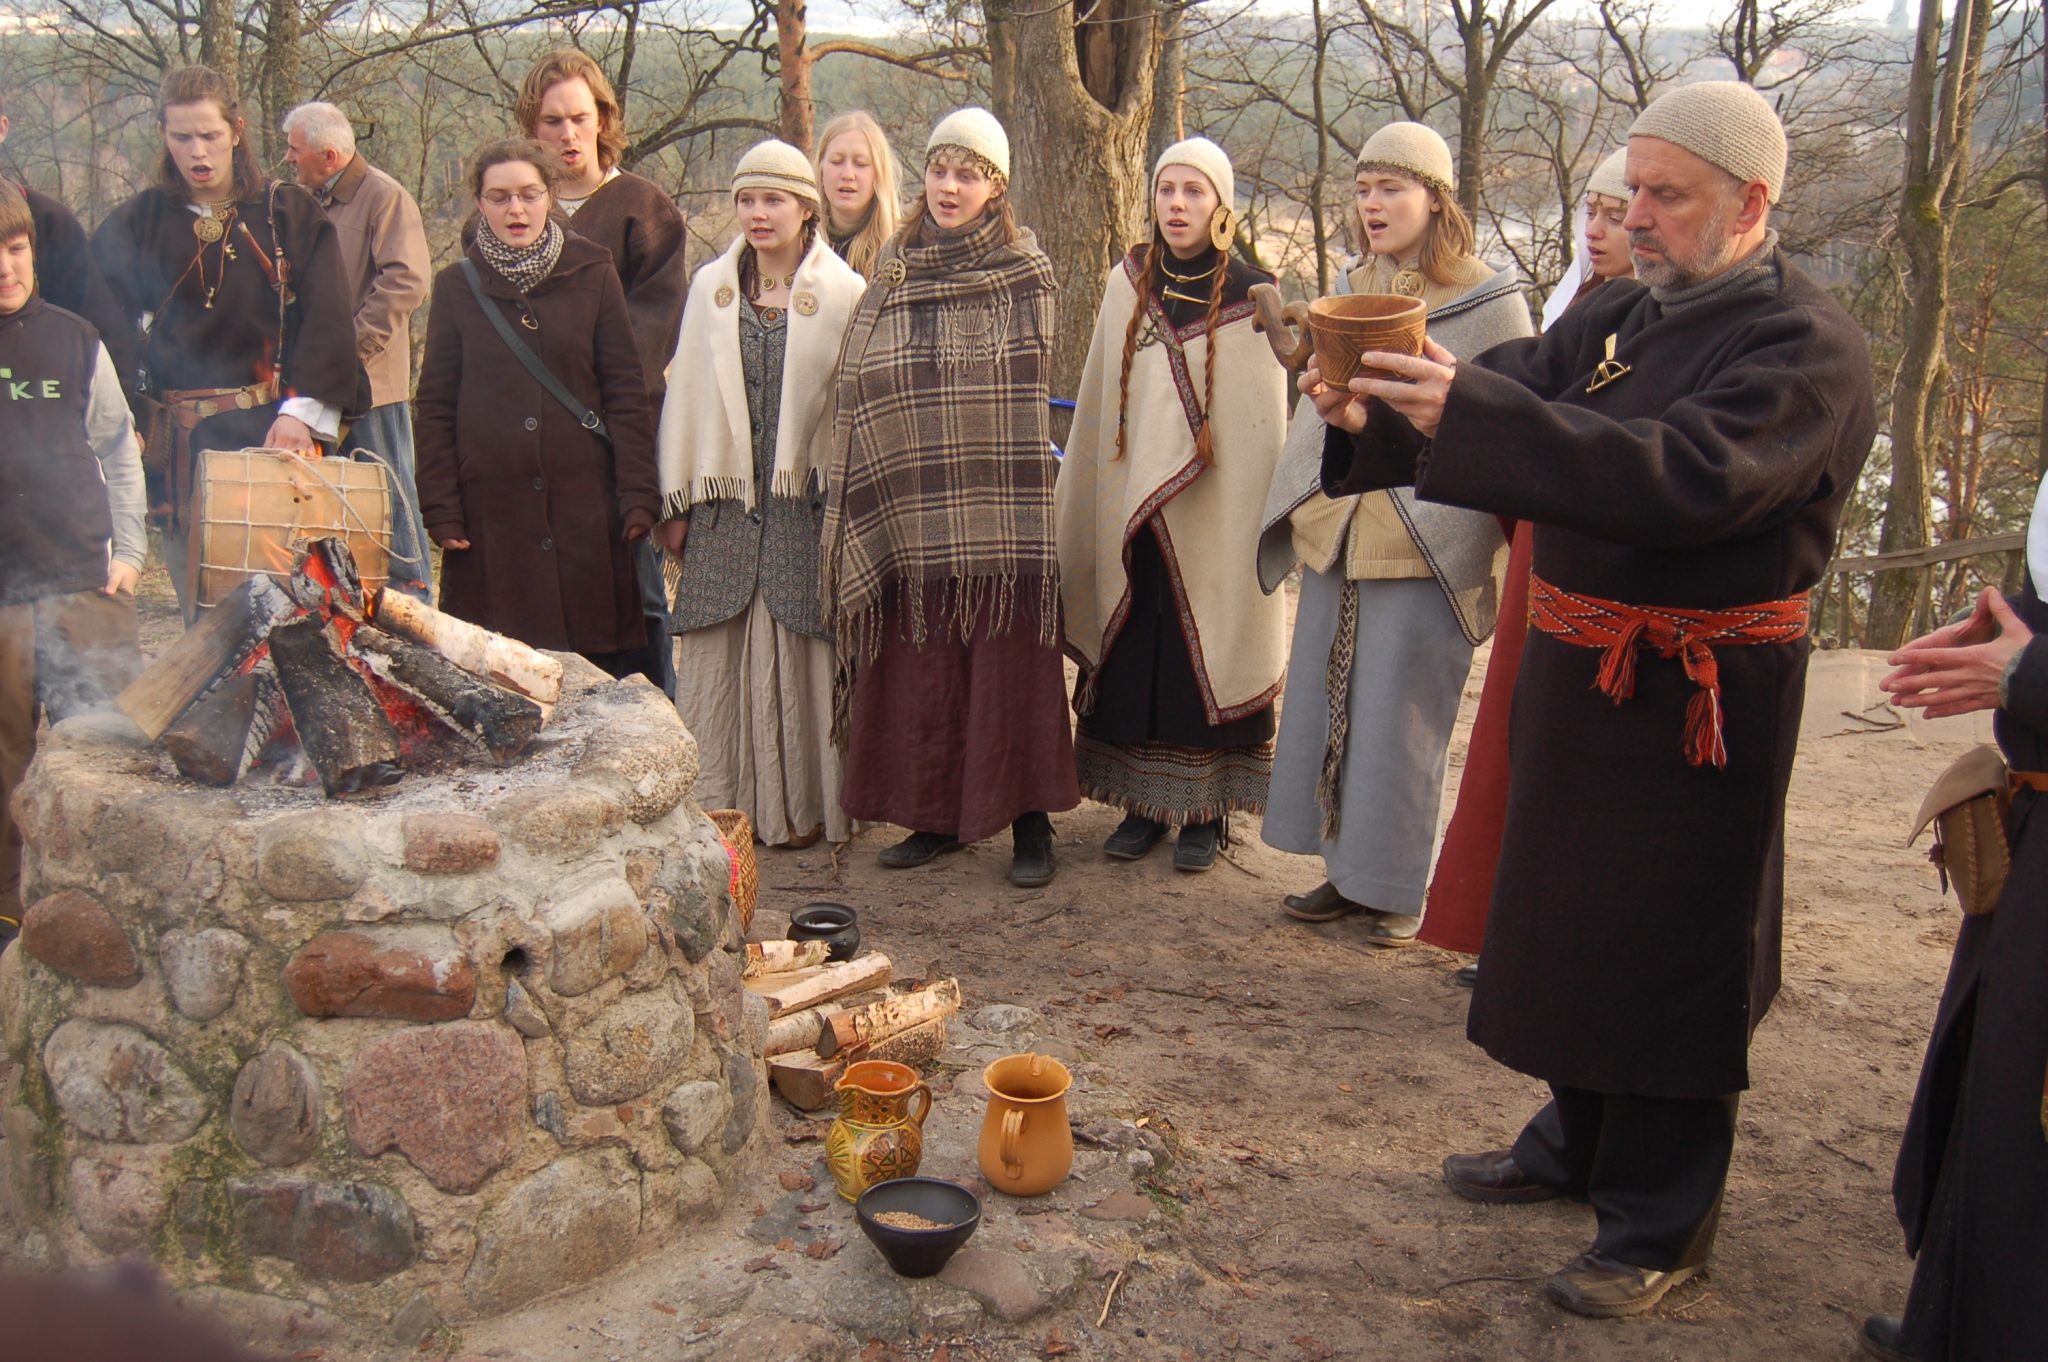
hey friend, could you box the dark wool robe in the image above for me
[90,182,364,470]
[565,170,687,401]
[1890,581,2048,1362]
[20,183,135,386]
[413,234,660,657]
[1324,248,1877,1098]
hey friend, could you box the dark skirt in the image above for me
[1892,787,2048,1361]
[1421,519,1531,954]
[840,578,1080,844]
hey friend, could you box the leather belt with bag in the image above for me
[1908,746,2048,914]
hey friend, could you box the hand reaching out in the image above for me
[1879,587,2034,719]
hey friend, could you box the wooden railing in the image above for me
[1816,531,2029,647]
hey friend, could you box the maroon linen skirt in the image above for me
[839,579,1080,845]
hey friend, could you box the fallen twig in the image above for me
[1433,1271,1549,1293]
[1096,1268,1125,1327]
[1814,1137,1877,1173]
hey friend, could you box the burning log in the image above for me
[117,573,297,740]
[161,659,290,786]
[350,626,544,764]
[373,591,563,707]
[286,536,369,620]
[268,617,404,795]
[816,979,962,1058]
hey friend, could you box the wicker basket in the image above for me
[707,809,758,933]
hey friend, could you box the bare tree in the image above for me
[1867,0,1998,646]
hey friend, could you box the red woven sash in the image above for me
[1527,575,1811,769]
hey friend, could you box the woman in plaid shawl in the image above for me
[820,108,1079,888]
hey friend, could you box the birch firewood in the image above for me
[373,590,562,706]
[761,990,885,1056]
[744,940,832,977]
[768,1016,949,1111]
[742,953,891,1018]
[816,980,962,1058]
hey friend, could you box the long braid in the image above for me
[1112,240,1163,462]
[1194,243,1228,466]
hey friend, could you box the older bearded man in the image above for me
[1307,82,1877,1317]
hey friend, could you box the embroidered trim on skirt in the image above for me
[1074,733,1274,826]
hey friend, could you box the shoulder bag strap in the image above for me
[459,258,610,443]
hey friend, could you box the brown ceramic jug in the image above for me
[826,1059,933,1201]
[977,1053,1073,1196]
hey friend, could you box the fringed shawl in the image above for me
[820,213,1061,677]
[658,232,865,517]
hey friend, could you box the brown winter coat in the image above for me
[414,233,659,656]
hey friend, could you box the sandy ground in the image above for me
[6,569,1990,1360]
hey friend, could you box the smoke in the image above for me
[0,582,141,727]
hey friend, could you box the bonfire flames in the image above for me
[119,538,554,797]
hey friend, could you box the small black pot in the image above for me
[855,1178,982,1277]
[787,901,860,962]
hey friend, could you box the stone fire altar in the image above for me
[0,659,765,1348]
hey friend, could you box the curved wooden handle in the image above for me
[1249,283,1315,370]
[1000,1108,1025,1180]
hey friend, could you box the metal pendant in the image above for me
[1390,269,1426,298]
[194,214,226,244]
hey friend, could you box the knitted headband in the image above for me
[1629,81,1787,204]
[732,139,820,206]
[1356,121,1455,199]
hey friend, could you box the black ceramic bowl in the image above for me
[854,1178,982,1277]
[788,901,861,962]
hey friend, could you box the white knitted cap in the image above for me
[1585,147,1631,203]
[926,107,1010,182]
[1154,136,1235,210]
[1629,81,1787,204]
[732,139,820,206]
[1356,121,1455,199]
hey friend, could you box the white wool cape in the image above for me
[658,233,866,512]
[1055,258,1290,723]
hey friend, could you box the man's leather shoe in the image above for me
[1441,1150,1561,1204]
[1543,1251,1703,1318]
[1859,1314,1911,1362]
[878,831,962,869]
[1281,881,1366,922]
[1104,814,1168,861]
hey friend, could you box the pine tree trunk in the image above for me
[775,0,815,153]
[988,0,1165,401]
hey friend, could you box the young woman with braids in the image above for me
[657,141,866,848]
[1054,139,1289,871]
[1254,121,1532,940]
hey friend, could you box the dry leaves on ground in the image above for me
[805,1238,844,1260]
[779,1170,816,1191]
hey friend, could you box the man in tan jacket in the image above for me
[282,102,433,599]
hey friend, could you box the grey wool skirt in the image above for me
[1262,568,1475,914]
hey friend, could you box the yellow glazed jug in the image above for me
[825,1059,933,1201]
[977,1053,1073,1196]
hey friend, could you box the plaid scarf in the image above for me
[821,212,1061,698]
[476,217,565,294]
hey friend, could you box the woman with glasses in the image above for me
[414,137,660,674]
